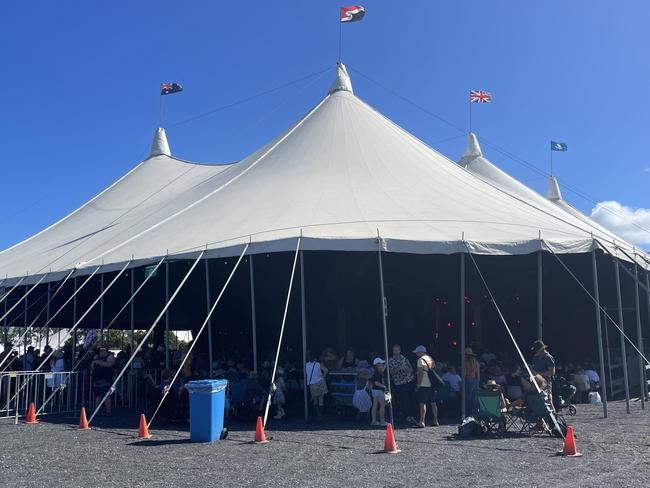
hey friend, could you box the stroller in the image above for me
[552,376,577,415]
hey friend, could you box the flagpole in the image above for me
[469,97,472,134]
[550,145,553,176]
[159,91,163,128]
[338,13,342,62]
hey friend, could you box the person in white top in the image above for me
[414,345,439,427]
[305,351,328,418]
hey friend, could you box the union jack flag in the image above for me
[161,82,183,96]
[470,90,492,103]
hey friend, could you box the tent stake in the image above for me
[614,258,631,413]
[591,249,608,418]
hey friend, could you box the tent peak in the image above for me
[547,175,563,202]
[149,127,171,158]
[328,62,353,94]
[458,132,482,167]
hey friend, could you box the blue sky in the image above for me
[1,1,649,250]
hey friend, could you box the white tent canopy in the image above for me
[0,64,643,285]
[458,132,642,260]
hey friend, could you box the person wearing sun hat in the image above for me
[464,347,480,416]
[531,340,555,381]
[413,345,439,427]
[369,357,388,426]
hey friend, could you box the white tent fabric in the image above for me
[458,132,642,260]
[0,65,642,284]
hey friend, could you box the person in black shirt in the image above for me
[370,357,387,426]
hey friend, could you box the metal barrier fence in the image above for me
[0,368,163,423]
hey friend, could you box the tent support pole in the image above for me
[376,233,394,426]
[591,249,608,418]
[634,262,646,408]
[300,250,309,421]
[614,258,631,413]
[460,252,466,421]
[45,282,51,346]
[249,256,258,374]
[22,287,27,354]
[99,274,104,341]
[603,309,614,399]
[130,271,135,354]
[3,300,7,345]
[72,278,77,369]
[646,270,650,399]
[537,250,543,340]
[165,262,170,370]
[205,259,213,378]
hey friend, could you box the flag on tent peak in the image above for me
[341,5,365,23]
[470,90,492,103]
[551,141,568,151]
[161,82,183,96]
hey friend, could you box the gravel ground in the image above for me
[1,401,648,488]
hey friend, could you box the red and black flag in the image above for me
[340,5,365,23]
[161,82,183,96]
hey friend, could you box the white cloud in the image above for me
[590,201,650,246]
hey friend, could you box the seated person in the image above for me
[484,379,508,411]
[337,349,359,371]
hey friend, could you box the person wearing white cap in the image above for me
[370,357,387,426]
[413,345,439,427]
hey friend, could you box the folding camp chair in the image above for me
[477,390,507,434]
[515,391,568,438]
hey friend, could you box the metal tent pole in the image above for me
[614,258,631,413]
[72,278,77,368]
[376,233,394,426]
[537,251,543,340]
[591,249,608,418]
[205,259,214,377]
[130,271,135,354]
[646,270,650,399]
[45,282,51,346]
[603,309,614,399]
[634,262,646,408]
[300,250,309,421]
[249,256,258,373]
[99,273,104,341]
[3,300,7,344]
[165,262,170,370]
[460,252,466,421]
[22,286,28,354]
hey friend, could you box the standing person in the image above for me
[388,344,415,424]
[92,346,116,416]
[531,340,555,407]
[370,358,388,426]
[305,351,328,418]
[464,348,480,417]
[22,346,36,371]
[413,345,439,427]
[272,368,287,420]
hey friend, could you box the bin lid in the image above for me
[185,379,228,393]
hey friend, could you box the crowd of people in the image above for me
[0,337,603,427]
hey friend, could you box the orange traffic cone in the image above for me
[78,407,90,430]
[253,416,269,444]
[138,414,151,439]
[384,422,401,454]
[24,402,38,424]
[557,425,582,457]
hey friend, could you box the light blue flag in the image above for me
[551,141,568,151]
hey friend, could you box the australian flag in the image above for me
[161,82,183,96]
[551,141,568,151]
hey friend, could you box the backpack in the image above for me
[458,417,484,437]
[423,358,445,388]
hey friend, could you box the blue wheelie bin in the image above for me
[185,379,228,442]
